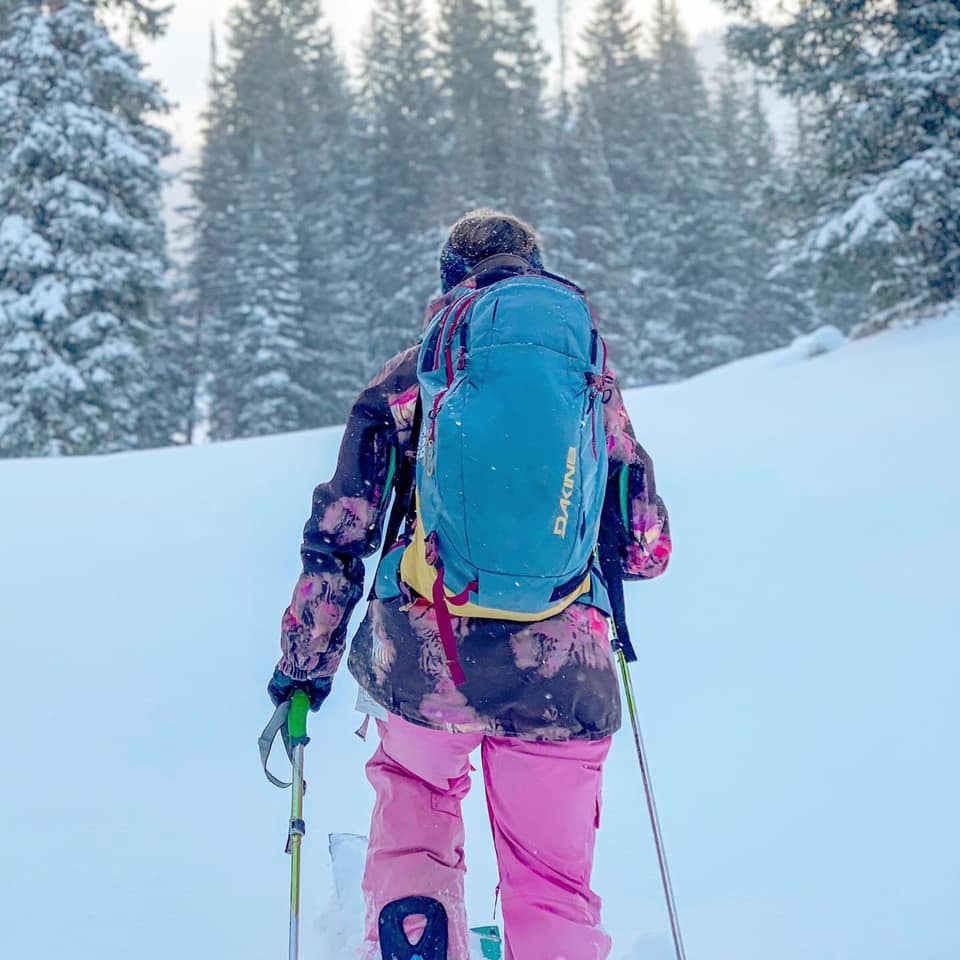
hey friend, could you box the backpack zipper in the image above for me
[428,292,479,445]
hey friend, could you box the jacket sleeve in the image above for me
[277,347,420,682]
[603,378,672,581]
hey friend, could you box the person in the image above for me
[268,210,672,960]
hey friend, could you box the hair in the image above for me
[447,208,541,262]
[440,209,544,292]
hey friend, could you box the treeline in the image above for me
[2,0,958,457]
[189,0,808,442]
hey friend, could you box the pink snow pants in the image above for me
[362,714,613,960]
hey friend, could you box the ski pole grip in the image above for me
[288,689,311,747]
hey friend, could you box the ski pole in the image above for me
[285,689,311,960]
[612,624,688,960]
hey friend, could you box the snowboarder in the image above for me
[268,209,672,960]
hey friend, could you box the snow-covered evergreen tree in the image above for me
[181,29,228,442]
[357,0,445,367]
[188,22,252,441]
[293,13,366,420]
[229,146,310,438]
[577,0,651,207]
[780,102,871,331]
[550,95,637,376]
[571,0,663,383]
[713,71,811,359]
[361,0,441,237]
[0,0,171,457]
[188,0,361,439]
[434,0,511,210]
[489,0,551,224]
[91,0,170,39]
[646,0,733,377]
[724,0,960,322]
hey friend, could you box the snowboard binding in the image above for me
[379,896,448,960]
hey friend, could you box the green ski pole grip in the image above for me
[288,689,310,746]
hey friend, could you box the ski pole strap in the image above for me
[259,700,293,788]
[259,691,311,789]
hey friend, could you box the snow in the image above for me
[780,324,847,362]
[0,214,53,270]
[1,311,959,959]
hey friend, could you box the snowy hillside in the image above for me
[1,311,958,960]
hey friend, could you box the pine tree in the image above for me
[572,0,665,383]
[578,0,654,211]
[550,93,637,377]
[713,71,811,359]
[434,0,510,211]
[188,0,360,439]
[782,101,870,331]
[186,31,237,439]
[229,145,310,438]
[293,13,366,421]
[647,0,730,376]
[712,72,764,356]
[489,0,551,223]
[357,0,446,367]
[723,0,960,321]
[217,0,312,439]
[91,0,170,39]
[0,0,171,457]
[361,0,441,236]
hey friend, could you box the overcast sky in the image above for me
[141,0,730,157]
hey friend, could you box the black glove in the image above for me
[267,667,332,712]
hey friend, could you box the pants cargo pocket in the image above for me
[431,791,461,817]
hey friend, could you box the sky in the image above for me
[141,0,732,156]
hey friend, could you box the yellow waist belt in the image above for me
[399,512,592,622]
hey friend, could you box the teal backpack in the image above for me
[397,260,611,682]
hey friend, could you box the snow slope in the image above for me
[1,311,958,960]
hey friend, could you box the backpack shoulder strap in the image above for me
[368,395,422,602]
[467,253,537,277]
[381,394,422,558]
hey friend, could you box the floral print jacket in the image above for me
[278,269,671,741]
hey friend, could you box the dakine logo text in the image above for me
[553,447,577,538]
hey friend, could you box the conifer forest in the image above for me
[1,0,958,456]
